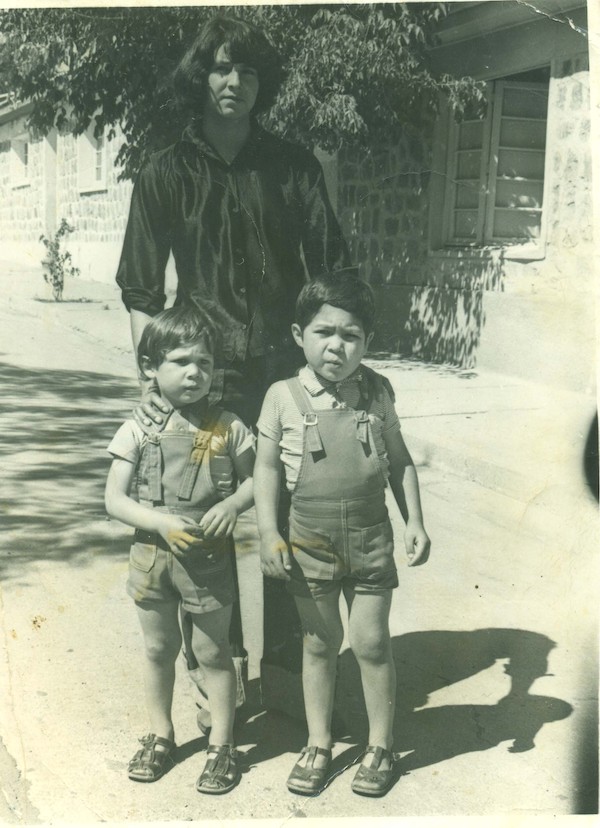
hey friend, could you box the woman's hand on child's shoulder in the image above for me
[404,520,431,567]
[259,532,292,581]
[133,389,171,430]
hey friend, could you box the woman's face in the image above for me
[204,44,259,121]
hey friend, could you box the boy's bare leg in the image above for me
[345,588,395,769]
[136,601,182,744]
[190,606,236,746]
[293,590,343,766]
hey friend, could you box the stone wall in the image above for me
[0,117,134,281]
[56,129,133,283]
[546,53,592,253]
[0,114,45,253]
[338,125,430,289]
[56,130,132,244]
[336,51,595,390]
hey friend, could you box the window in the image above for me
[442,68,550,256]
[77,121,107,193]
[10,136,29,188]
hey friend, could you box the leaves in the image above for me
[0,4,482,179]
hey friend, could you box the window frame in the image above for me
[434,73,551,261]
[77,122,108,194]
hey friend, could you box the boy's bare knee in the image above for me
[192,636,232,671]
[350,630,390,665]
[303,629,342,659]
[144,636,180,664]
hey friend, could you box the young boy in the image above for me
[105,306,255,795]
[254,271,430,797]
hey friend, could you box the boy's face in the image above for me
[204,44,259,121]
[143,343,214,408]
[292,303,373,383]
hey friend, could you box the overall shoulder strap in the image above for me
[176,406,223,501]
[286,378,323,454]
[139,415,173,503]
[286,377,315,415]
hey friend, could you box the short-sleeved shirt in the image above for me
[115,124,349,363]
[257,366,401,492]
[108,409,255,499]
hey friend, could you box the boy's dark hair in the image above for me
[138,305,216,371]
[173,15,284,118]
[295,269,376,334]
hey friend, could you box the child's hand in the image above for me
[157,515,201,555]
[260,532,292,581]
[199,501,239,537]
[404,521,431,567]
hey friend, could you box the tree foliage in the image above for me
[0,4,483,179]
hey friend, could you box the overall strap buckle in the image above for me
[177,425,213,500]
[303,412,324,454]
[143,432,163,502]
[356,411,370,447]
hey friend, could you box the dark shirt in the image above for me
[116,123,350,363]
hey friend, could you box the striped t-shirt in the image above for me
[257,365,401,491]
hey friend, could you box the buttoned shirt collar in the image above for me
[299,365,364,397]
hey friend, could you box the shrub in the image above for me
[40,218,80,301]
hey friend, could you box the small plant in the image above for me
[40,218,80,301]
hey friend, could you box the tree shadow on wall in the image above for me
[371,248,506,368]
[334,628,574,774]
[1,359,139,583]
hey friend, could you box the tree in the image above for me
[0,4,483,180]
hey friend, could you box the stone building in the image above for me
[0,0,594,391]
[0,96,133,281]
[336,0,594,391]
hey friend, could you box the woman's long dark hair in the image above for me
[173,15,284,119]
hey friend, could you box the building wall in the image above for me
[0,3,593,390]
[336,13,594,391]
[55,129,133,283]
[0,112,46,262]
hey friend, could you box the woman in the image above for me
[115,13,350,748]
[117,14,349,426]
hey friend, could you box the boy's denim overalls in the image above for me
[286,376,398,594]
[128,405,236,609]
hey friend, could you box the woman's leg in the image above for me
[293,587,343,765]
[346,588,395,769]
[135,601,182,742]
[190,605,236,746]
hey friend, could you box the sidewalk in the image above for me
[0,260,598,822]
[4,259,597,515]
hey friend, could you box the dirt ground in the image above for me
[0,265,598,824]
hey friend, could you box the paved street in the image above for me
[0,265,597,822]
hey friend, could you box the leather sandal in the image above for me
[128,733,175,782]
[196,744,240,795]
[351,745,395,797]
[286,746,332,795]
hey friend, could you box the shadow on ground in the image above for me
[334,629,572,758]
[1,360,138,581]
[238,628,576,798]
